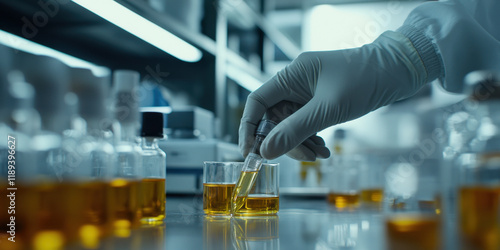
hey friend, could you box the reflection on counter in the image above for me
[203,215,279,250]
[101,223,166,250]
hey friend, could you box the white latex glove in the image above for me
[239,31,435,161]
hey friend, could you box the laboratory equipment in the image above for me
[444,71,500,249]
[140,112,167,223]
[234,163,279,216]
[14,55,77,248]
[70,68,116,244]
[359,155,385,209]
[0,72,39,250]
[161,138,241,194]
[110,70,143,233]
[384,161,441,250]
[203,162,241,216]
[166,106,215,139]
[327,155,362,210]
[157,106,241,194]
[232,119,276,213]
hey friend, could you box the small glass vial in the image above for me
[140,112,166,223]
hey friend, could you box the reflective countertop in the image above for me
[105,196,391,250]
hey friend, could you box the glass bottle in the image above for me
[140,112,166,223]
[109,70,143,234]
[70,68,115,243]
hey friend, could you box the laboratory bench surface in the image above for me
[99,196,396,250]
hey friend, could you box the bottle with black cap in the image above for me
[140,112,166,223]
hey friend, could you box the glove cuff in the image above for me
[397,25,444,83]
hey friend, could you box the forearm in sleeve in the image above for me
[397,0,500,93]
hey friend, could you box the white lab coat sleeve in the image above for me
[397,0,500,93]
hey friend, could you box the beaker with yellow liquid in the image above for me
[203,162,241,216]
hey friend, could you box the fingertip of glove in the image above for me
[260,137,284,160]
[316,147,331,159]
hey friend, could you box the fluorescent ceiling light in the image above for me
[72,0,202,63]
[226,64,263,92]
[0,29,109,76]
[139,106,172,114]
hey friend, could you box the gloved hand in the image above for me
[239,31,432,161]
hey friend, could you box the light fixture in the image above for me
[226,64,263,92]
[0,29,109,76]
[72,0,202,63]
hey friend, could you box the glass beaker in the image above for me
[203,162,241,216]
[233,163,279,216]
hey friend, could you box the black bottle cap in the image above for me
[255,120,277,137]
[141,112,164,138]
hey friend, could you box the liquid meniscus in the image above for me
[234,195,279,216]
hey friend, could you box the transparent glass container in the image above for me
[140,136,166,223]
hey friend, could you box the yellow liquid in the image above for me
[77,180,113,248]
[232,171,259,213]
[459,186,500,250]
[108,179,142,235]
[360,188,384,204]
[234,195,279,216]
[141,178,166,222]
[386,215,440,250]
[18,182,85,248]
[328,192,360,209]
[5,181,111,249]
[203,183,235,215]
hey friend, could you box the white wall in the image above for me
[303,1,423,51]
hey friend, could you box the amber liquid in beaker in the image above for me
[328,192,360,209]
[235,195,279,216]
[360,188,384,204]
[459,186,500,250]
[386,215,440,250]
[203,183,235,215]
[108,178,142,236]
[141,178,166,222]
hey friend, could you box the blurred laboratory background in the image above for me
[0,0,498,250]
